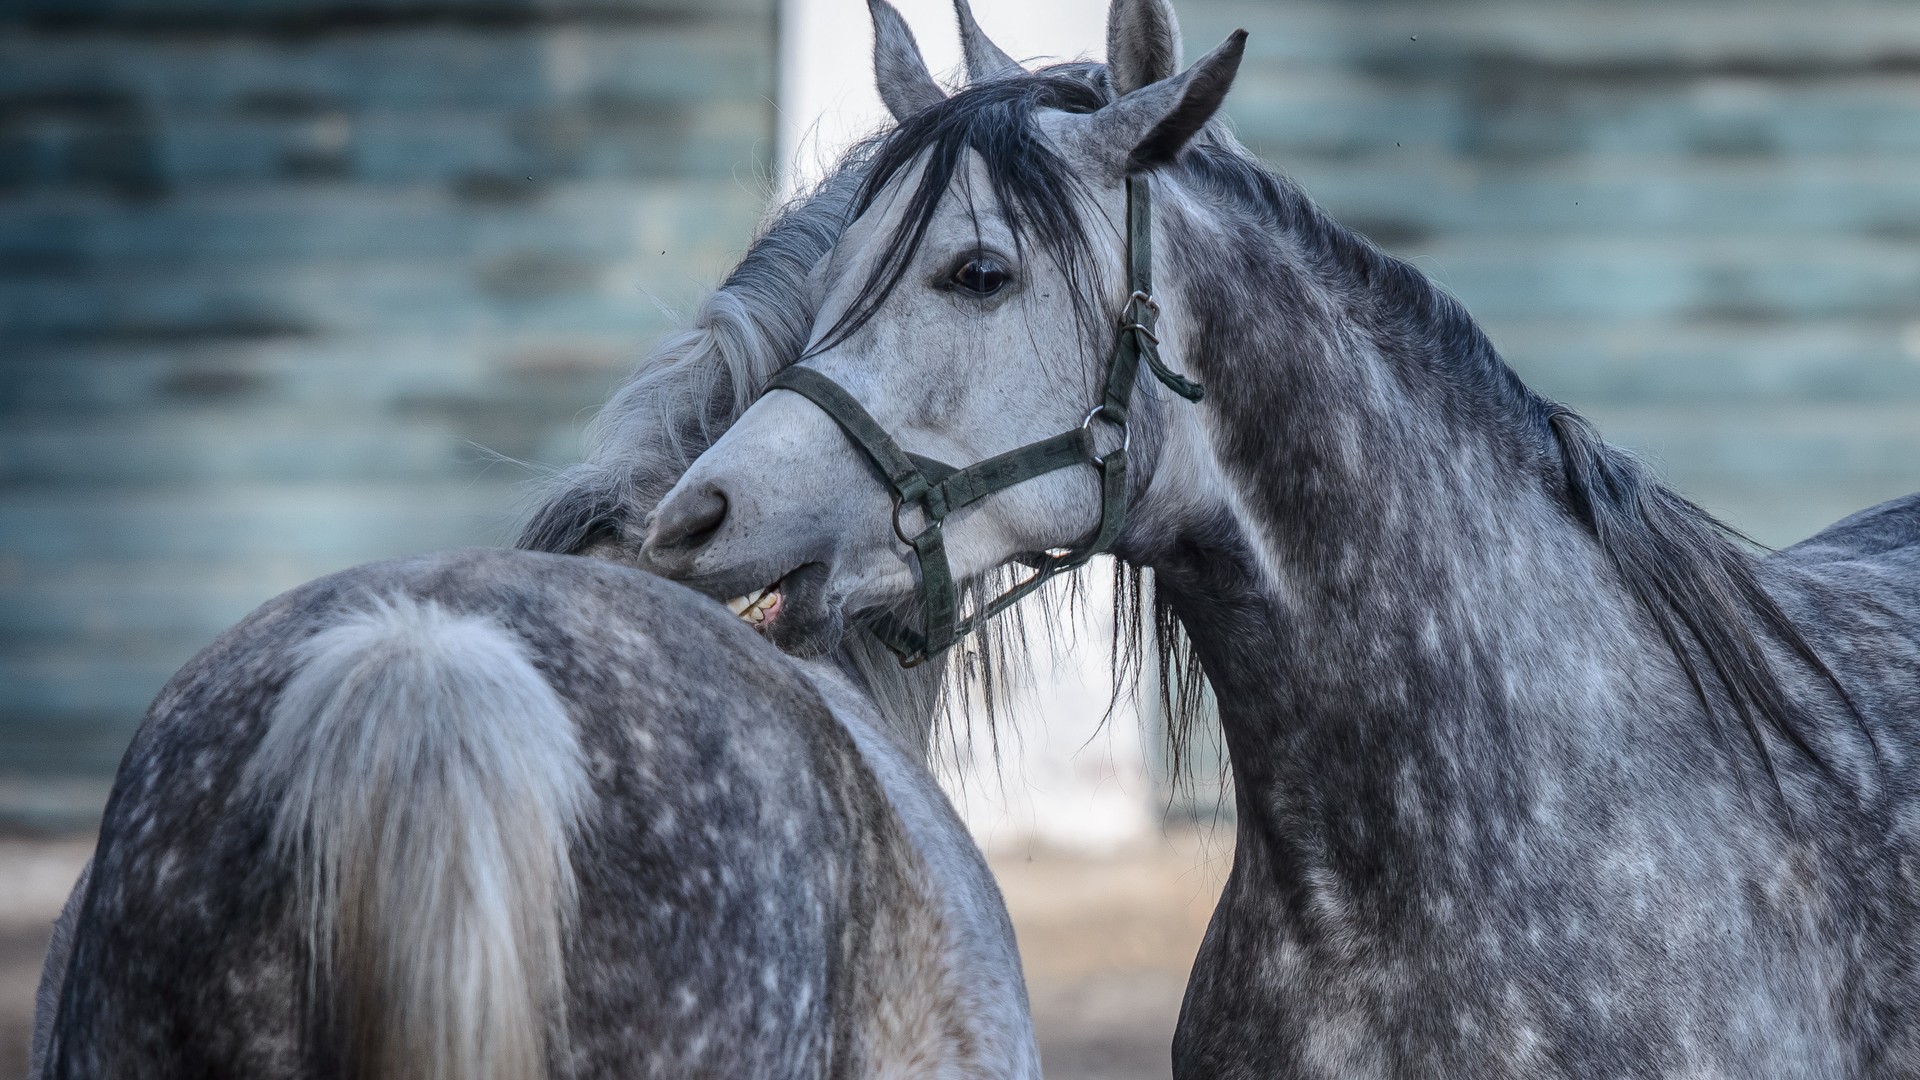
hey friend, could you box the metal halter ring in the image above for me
[1121,322,1160,344]
[1127,289,1161,317]
[1081,403,1132,464]
[892,493,939,546]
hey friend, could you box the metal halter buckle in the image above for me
[1123,290,1161,343]
[1081,403,1132,465]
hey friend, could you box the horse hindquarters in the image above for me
[43,589,591,1080]
[39,550,1039,1078]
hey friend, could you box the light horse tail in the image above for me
[246,594,589,1080]
[37,550,1038,1079]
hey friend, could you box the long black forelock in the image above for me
[812,72,1118,363]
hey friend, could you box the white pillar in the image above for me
[936,564,1158,856]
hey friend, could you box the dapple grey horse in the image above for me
[27,25,1044,1073]
[638,1,1920,1076]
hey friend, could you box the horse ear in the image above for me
[869,0,945,121]
[1084,30,1245,174]
[1106,0,1184,95]
[954,0,1022,81]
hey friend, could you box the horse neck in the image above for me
[1138,180,1726,852]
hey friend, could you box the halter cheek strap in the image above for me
[761,173,1203,666]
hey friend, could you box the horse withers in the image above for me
[642,0,1920,1075]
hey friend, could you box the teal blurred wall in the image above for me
[0,0,777,825]
[1156,0,1920,819]
[3,0,1919,826]
[1179,0,1920,547]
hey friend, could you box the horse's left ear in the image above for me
[1082,29,1245,175]
[870,0,946,121]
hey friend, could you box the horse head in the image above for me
[643,0,1243,668]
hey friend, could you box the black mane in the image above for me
[1170,132,1865,795]
[1548,407,1865,795]
[817,62,1862,793]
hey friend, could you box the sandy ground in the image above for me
[0,827,1231,1080]
[992,828,1234,1080]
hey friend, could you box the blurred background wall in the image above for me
[3,0,1920,831]
[0,0,778,825]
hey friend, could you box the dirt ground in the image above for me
[992,828,1234,1079]
[0,827,1231,1080]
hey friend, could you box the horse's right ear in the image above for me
[870,0,946,121]
[1083,29,1246,175]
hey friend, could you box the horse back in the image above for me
[1767,491,1920,685]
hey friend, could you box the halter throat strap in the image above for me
[761,173,1202,666]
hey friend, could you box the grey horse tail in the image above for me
[246,595,590,1080]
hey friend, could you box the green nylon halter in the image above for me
[762,173,1204,667]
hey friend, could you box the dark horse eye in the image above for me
[950,256,1010,297]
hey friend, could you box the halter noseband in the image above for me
[761,174,1204,667]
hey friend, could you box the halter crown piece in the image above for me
[762,174,1204,666]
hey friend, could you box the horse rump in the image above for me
[39,576,591,1080]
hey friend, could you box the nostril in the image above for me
[686,488,727,546]
[650,485,729,555]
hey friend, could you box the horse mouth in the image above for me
[725,582,783,630]
[719,562,834,651]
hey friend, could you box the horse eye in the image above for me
[949,256,1010,297]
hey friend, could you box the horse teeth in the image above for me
[728,586,779,626]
